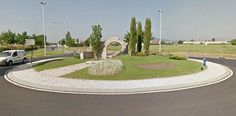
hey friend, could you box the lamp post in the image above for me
[41,1,47,56]
[64,22,69,53]
[158,9,163,53]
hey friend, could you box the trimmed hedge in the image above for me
[168,54,187,60]
[231,39,236,45]
[135,52,148,56]
[0,45,38,52]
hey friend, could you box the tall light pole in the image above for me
[158,9,163,53]
[64,21,69,53]
[41,1,47,56]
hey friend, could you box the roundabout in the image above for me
[4,57,233,95]
[0,58,236,116]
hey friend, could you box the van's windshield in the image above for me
[0,52,12,57]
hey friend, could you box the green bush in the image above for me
[231,39,236,45]
[73,51,80,59]
[0,45,38,52]
[169,55,187,60]
[135,52,148,56]
[24,46,38,51]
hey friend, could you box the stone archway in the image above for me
[102,37,128,59]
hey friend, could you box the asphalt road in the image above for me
[0,58,236,116]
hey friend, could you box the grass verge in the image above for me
[64,55,202,80]
[34,57,83,71]
[26,48,65,58]
[150,45,236,54]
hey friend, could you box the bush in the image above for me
[135,52,148,56]
[0,45,38,52]
[231,39,236,45]
[73,50,80,59]
[24,46,38,51]
[88,59,123,76]
[169,55,187,60]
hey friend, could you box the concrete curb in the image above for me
[4,59,233,95]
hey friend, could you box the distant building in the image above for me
[150,39,174,45]
[183,41,204,45]
[150,40,160,45]
[204,41,229,45]
[183,41,229,45]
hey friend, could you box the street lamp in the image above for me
[52,21,69,53]
[64,21,69,53]
[41,1,47,56]
[158,9,163,53]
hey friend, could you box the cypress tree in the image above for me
[129,17,137,56]
[144,18,152,55]
[137,22,143,53]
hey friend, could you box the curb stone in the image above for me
[4,59,233,95]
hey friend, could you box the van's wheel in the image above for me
[8,61,13,66]
[22,58,27,64]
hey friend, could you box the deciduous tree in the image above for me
[231,39,236,45]
[89,25,102,59]
[0,30,16,44]
[65,31,75,47]
[16,31,28,45]
[35,34,45,47]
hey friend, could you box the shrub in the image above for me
[169,55,187,60]
[0,45,38,52]
[24,46,38,51]
[135,52,148,56]
[88,59,123,76]
[73,50,80,59]
[231,39,236,45]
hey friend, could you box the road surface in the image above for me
[0,58,235,116]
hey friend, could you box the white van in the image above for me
[0,50,27,66]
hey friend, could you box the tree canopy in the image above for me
[137,22,143,53]
[129,17,137,56]
[89,25,102,59]
[143,18,152,55]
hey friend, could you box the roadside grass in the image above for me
[71,45,122,52]
[150,44,236,54]
[26,48,65,58]
[64,55,202,80]
[34,57,83,71]
[107,44,122,51]
[76,44,236,56]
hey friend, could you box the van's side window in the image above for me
[12,52,18,57]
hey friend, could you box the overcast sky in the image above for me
[0,0,236,42]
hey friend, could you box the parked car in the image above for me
[0,50,27,66]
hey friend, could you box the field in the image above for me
[26,44,236,59]
[150,45,236,54]
[149,45,236,58]
[64,55,202,80]
[107,45,122,51]
[26,48,65,58]
[72,44,236,58]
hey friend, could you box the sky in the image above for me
[0,0,236,42]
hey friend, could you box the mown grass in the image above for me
[150,44,236,54]
[107,45,122,51]
[75,44,236,55]
[34,57,83,71]
[64,55,202,80]
[26,48,65,58]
